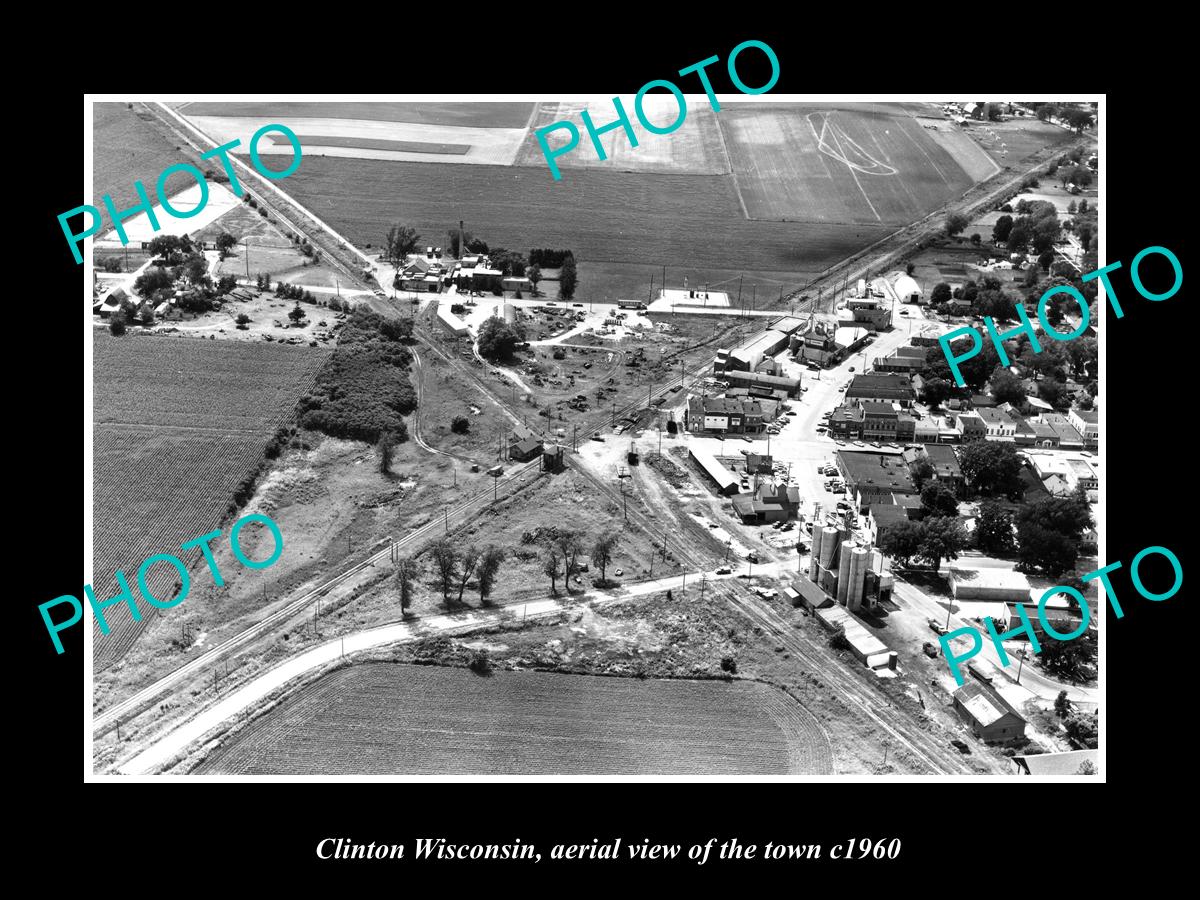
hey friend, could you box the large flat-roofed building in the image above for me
[837,450,918,511]
[685,397,765,434]
[723,369,801,397]
[1038,413,1085,450]
[1012,749,1098,776]
[721,330,791,372]
[846,373,915,407]
[948,566,1031,602]
[874,345,927,374]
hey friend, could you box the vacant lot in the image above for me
[178,101,535,128]
[93,102,188,220]
[721,106,980,225]
[965,117,1077,164]
[195,663,829,775]
[92,331,330,671]
[283,157,892,278]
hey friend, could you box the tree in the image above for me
[378,430,397,474]
[134,266,174,297]
[455,546,481,605]
[1076,760,1097,775]
[1078,199,1089,215]
[1007,221,1033,253]
[555,529,584,586]
[911,459,935,491]
[542,549,562,595]
[829,625,851,652]
[1017,489,1093,541]
[559,255,578,301]
[1037,250,1055,273]
[395,556,418,615]
[974,501,1016,555]
[1054,689,1074,719]
[970,233,981,245]
[384,223,421,264]
[450,416,470,434]
[477,316,525,361]
[1036,104,1058,122]
[1066,200,1077,215]
[1064,108,1095,133]
[930,282,953,306]
[916,516,968,572]
[990,370,1027,406]
[959,441,1024,500]
[1037,378,1068,409]
[476,546,505,605]
[138,301,156,327]
[235,313,251,328]
[920,482,959,518]
[217,274,238,295]
[430,539,458,604]
[878,520,923,567]
[147,234,191,265]
[215,232,237,258]
[921,377,953,409]
[943,212,969,237]
[527,263,542,296]
[256,272,271,291]
[1016,521,1078,576]
[288,302,305,324]
[108,312,127,336]
[1044,634,1098,694]
[591,531,619,584]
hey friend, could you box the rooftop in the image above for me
[954,681,1025,728]
[1013,749,1098,776]
[846,373,914,399]
[837,450,918,494]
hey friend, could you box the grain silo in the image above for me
[847,547,870,611]
[836,541,855,605]
[809,525,824,581]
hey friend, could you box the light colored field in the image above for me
[95,180,242,245]
[721,106,980,225]
[913,118,1001,182]
[182,115,526,166]
[194,663,831,775]
[282,134,469,155]
[515,98,730,174]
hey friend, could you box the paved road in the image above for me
[116,561,791,774]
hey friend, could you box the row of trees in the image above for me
[394,540,507,610]
[477,315,527,361]
[877,516,968,573]
[537,528,620,594]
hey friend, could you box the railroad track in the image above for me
[563,454,978,775]
[93,458,543,736]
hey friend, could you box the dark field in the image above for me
[92,331,330,671]
[283,135,470,155]
[283,158,892,281]
[195,663,831,775]
[178,101,535,129]
[92,103,187,221]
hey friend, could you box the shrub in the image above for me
[720,656,737,674]
[468,649,492,674]
[109,313,127,336]
[451,416,470,434]
[552,348,566,360]
[829,626,851,651]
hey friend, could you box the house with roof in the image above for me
[918,443,964,493]
[1011,749,1098,776]
[684,397,765,435]
[953,681,1027,743]
[976,406,1017,440]
[732,480,800,524]
[831,403,865,440]
[508,434,544,463]
[1038,413,1084,449]
[1068,407,1099,449]
[955,410,987,442]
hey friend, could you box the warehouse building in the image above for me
[953,682,1027,744]
[688,447,739,495]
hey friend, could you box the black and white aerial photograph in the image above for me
[81,92,1104,780]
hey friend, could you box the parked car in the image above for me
[590,435,605,442]
[928,618,947,636]
[950,740,971,754]
[716,566,732,575]
[746,551,759,563]
[923,642,939,658]
[781,522,795,531]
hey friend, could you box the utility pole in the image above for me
[243,240,250,280]
[621,480,628,520]
[737,274,743,313]
[700,573,707,602]
[444,508,449,533]
[648,273,654,304]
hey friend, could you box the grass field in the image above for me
[721,106,980,225]
[515,99,730,175]
[92,103,188,221]
[283,157,892,278]
[92,331,330,671]
[195,663,830,774]
[178,101,535,128]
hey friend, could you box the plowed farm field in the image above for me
[92,331,330,671]
[195,663,831,775]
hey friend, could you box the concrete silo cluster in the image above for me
[807,518,887,613]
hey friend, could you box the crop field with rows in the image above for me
[92,332,330,671]
[195,663,832,775]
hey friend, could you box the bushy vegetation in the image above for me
[528,248,574,267]
[299,309,416,443]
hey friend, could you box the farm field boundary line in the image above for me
[563,453,976,775]
[93,457,544,737]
